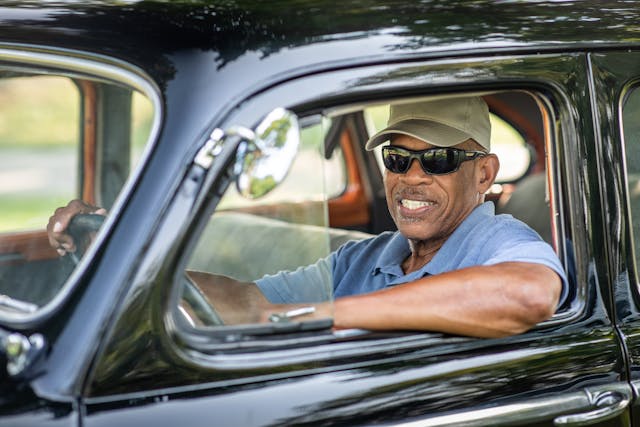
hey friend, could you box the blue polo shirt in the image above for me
[256,202,568,306]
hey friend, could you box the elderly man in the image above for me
[49,96,566,338]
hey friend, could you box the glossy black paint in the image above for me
[589,50,640,426]
[105,55,628,426]
[1,1,640,426]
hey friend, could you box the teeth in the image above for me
[401,199,433,209]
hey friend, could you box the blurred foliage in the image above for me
[0,75,153,232]
[0,76,79,147]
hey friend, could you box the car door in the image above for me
[81,53,629,427]
[591,50,640,427]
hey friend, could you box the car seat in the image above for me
[496,173,552,244]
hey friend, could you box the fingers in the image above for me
[46,199,106,255]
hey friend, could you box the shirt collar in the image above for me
[373,232,410,277]
[373,202,494,278]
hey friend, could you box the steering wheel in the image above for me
[65,214,224,326]
[65,213,105,265]
[181,274,225,326]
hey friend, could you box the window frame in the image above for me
[167,59,584,360]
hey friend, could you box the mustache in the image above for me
[393,187,436,202]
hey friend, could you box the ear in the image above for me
[476,154,500,193]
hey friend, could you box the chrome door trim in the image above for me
[383,382,631,427]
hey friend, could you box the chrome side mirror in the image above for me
[235,108,300,199]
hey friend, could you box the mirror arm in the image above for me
[194,128,227,170]
[195,126,257,172]
[226,126,257,147]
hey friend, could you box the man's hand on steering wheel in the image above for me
[46,199,107,257]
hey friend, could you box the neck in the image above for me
[402,237,446,274]
[401,201,484,274]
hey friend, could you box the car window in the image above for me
[0,69,156,314]
[181,118,337,328]
[177,90,566,336]
[622,87,640,275]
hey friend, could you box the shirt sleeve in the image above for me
[483,220,569,308]
[255,255,334,304]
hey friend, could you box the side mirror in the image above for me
[235,108,300,199]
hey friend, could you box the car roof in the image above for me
[2,1,640,73]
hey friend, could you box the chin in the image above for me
[397,224,435,242]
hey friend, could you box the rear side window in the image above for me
[623,87,640,273]
[0,65,156,315]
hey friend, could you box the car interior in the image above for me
[212,90,553,239]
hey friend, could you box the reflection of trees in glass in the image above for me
[8,1,640,73]
[249,175,276,197]
[260,116,292,149]
[239,114,296,198]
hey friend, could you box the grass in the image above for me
[2,195,73,231]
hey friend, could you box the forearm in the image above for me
[186,271,270,324]
[186,271,332,325]
[333,262,561,338]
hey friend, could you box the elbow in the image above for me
[521,291,557,326]
[510,274,561,332]
[493,298,555,338]
[463,265,562,338]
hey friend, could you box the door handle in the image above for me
[554,390,629,426]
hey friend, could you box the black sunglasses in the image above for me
[381,145,487,175]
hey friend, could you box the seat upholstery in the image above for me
[496,173,552,244]
[188,212,373,282]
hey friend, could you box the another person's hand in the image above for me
[46,199,107,256]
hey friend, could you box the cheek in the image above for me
[439,170,477,204]
[383,173,402,216]
[383,172,394,195]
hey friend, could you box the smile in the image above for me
[400,199,435,210]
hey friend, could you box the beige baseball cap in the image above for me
[365,96,491,151]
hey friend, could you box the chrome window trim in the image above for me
[0,43,162,324]
[536,87,585,326]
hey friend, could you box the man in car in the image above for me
[48,96,566,338]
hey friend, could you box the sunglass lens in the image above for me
[383,147,411,173]
[421,148,458,174]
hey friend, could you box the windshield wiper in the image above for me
[0,295,38,313]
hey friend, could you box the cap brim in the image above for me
[365,119,474,151]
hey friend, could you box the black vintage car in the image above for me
[3,1,640,426]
